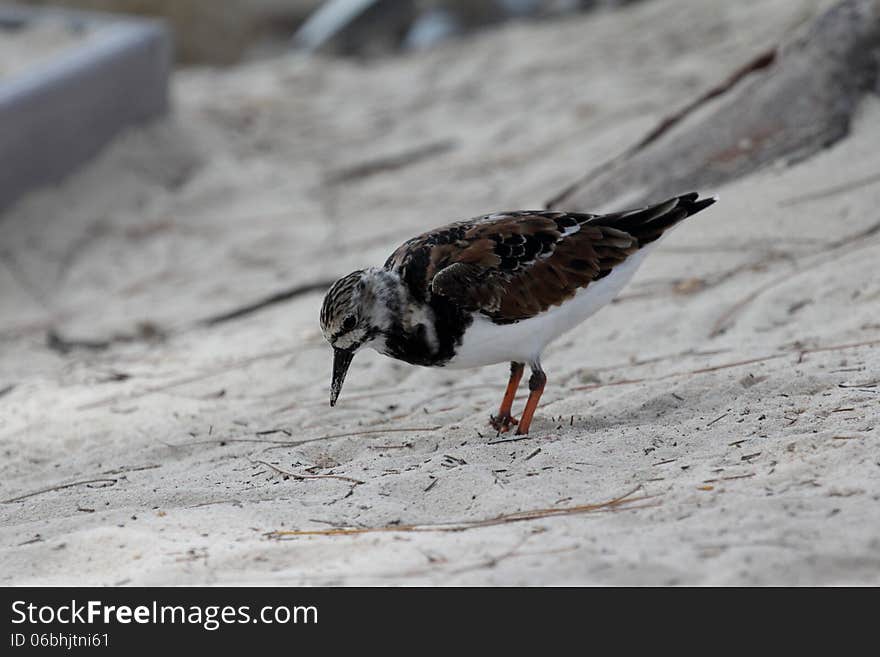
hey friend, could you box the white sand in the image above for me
[1,0,878,585]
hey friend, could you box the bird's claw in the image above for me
[489,413,519,433]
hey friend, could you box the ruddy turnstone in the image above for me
[320,193,716,435]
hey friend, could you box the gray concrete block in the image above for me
[0,6,171,214]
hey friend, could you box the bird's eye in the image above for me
[341,316,357,332]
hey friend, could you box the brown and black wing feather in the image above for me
[386,193,716,324]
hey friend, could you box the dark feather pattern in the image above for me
[384,193,716,325]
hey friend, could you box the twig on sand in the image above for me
[524,448,542,461]
[323,139,456,185]
[702,473,755,483]
[46,323,166,355]
[255,428,292,436]
[170,425,440,452]
[199,280,334,326]
[706,412,729,427]
[798,338,880,355]
[259,426,442,452]
[2,478,118,504]
[100,464,161,475]
[306,426,441,440]
[266,487,655,538]
[171,437,305,447]
[251,459,364,486]
[487,434,534,445]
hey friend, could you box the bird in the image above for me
[319,192,717,435]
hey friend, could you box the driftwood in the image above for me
[548,0,880,211]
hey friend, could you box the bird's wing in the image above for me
[385,193,716,323]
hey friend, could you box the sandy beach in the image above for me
[1,0,878,585]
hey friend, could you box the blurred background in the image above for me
[4,0,747,345]
[9,0,644,63]
[3,0,880,586]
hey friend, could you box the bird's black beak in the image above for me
[330,347,355,407]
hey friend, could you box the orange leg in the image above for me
[490,362,524,433]
[515,368,546,435]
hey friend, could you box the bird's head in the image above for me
[320,268,394,407]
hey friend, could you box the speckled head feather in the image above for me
[320,269,365,349]
[320,267,410,405]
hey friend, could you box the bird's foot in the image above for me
[489,413,519,433]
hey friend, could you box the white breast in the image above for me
[444,245,654,369]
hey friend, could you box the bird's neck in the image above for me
[360,268,406,333]
[362,269,441,365]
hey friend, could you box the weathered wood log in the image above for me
[548,0,880,211]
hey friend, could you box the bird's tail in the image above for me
[598,192,718,245]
